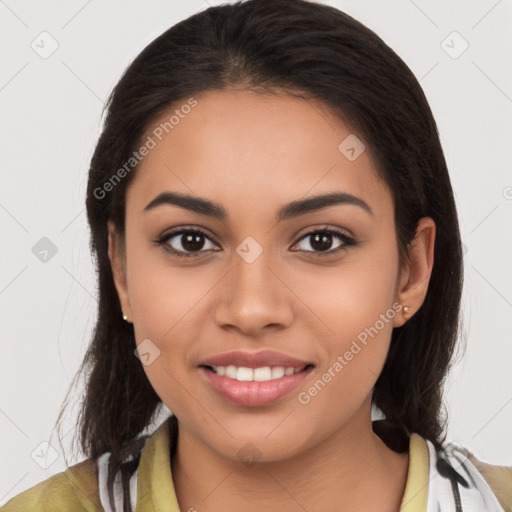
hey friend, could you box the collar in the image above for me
[134,418,181,512]
[400,433,430,512]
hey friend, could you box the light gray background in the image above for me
[1,0,511,504]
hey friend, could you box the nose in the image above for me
[214,247,294,337]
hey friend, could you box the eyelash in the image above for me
[152,226,358,259]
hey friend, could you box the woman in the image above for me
[2,0,510,511]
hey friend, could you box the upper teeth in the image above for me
[211,365,305,382]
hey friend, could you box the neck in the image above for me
[170,403,409,512]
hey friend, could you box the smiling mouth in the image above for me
[200,364,315,382]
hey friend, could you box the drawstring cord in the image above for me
[436,452,470,512]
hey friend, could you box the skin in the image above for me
[108,88,435,512]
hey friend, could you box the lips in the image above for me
[199,349,315,369]
[199,365,315,407]
[198,350,316,407]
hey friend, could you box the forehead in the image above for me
[126,89,392,219]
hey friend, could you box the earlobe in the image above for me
[393,217,436,328]
[107,220,133,323]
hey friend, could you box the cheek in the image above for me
[296,295,395,424]
[126,238,215,341]
[291,240,399,407]
[292,233,399,340]
[125,243,212,394]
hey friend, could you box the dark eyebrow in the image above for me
[143,191,373,221]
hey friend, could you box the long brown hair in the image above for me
[55,0,464,465]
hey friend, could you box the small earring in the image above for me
[402,305,410,318]
[122,314,128,322]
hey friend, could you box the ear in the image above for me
[107,219,133,323]
[393,217,436,328]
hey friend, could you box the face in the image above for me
[108,88,434,463]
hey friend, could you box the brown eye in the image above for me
[153,228,219,258]
[292,228,357,257]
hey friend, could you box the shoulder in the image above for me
[433,439,512,512]
[467,452,512,512]
[0,419,174,512]
[0,458,103,512]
